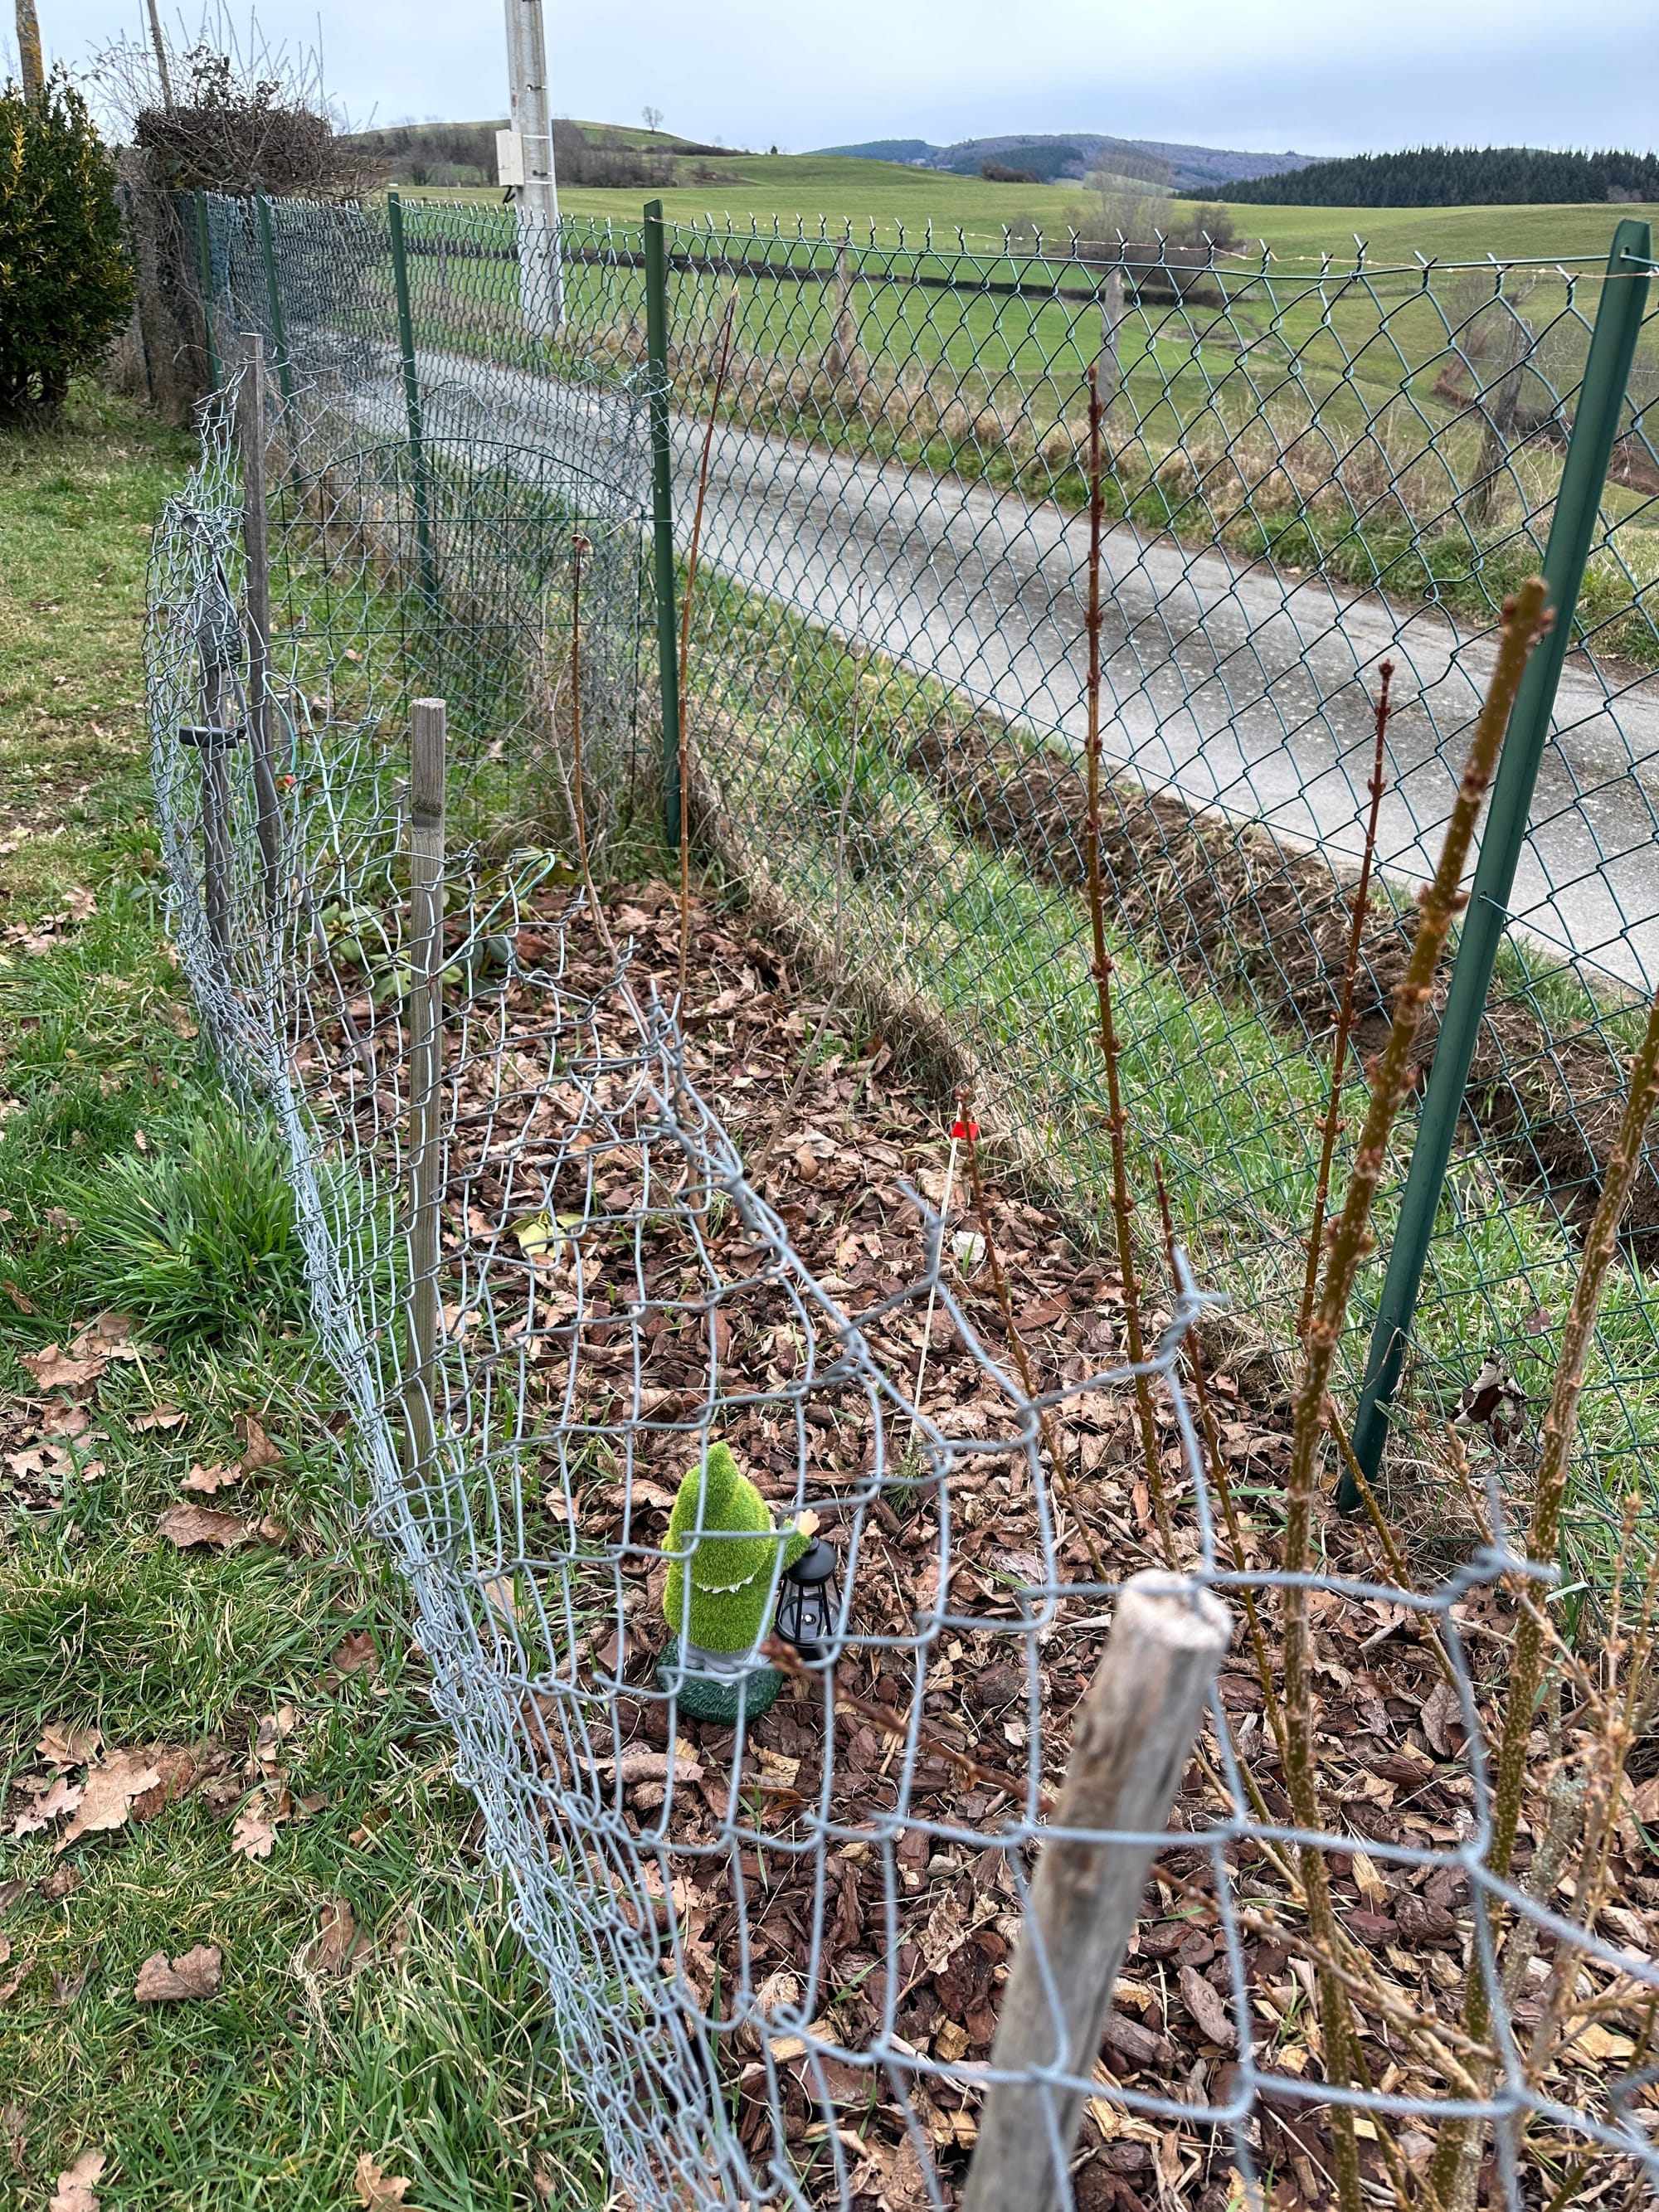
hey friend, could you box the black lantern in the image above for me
[775,1538,840,1660]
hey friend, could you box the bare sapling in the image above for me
[1282,576,1550,2212]
[675,284,740,1014]
[1298,659,1394,1342]
[1081,362,1170,1557]
[1431,973,1659,2205]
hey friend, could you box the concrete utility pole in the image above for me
[498,0,563,333]
[15,0,44,100]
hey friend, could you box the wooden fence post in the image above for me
[405,698,446,1483]
[238,334,283,922]
[961,1571,1232,2212]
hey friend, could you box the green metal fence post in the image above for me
[1345,218,1652,1504]
[253,191,296,411]
[643,197,682,848]
[387,190,437,610]
[192,192,220,390]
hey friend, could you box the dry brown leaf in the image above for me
[328,1631,377,1679]
[11,1774,83,1839]
[133,1943,221,2003]
[181,1464,237,1496]
[231,1809,277,1861]
[130,1747,200,1823]
[48,2149,105,2212]
[0,1952,27,2005]
[55,1748,162,1853]
[354,2151,412,2208]
[131,1402,185,1432]
[1179,1963,1237,2049]
[64,887,96,922]
[302,1895,370,1976]
[42,1403,91,1439]
[18,1344,105,1395]
[36,1723,101,1767]
[157,1502,249,1549]
[69,1312,144,1362]
[237,1414,283,1472]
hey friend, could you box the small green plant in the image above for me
[76,1105,309,1344]
[0,69,134,423]
[662,1441,809,1655]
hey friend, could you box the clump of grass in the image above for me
[75,1104,309,1344]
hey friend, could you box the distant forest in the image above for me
[1225,146,1659,207]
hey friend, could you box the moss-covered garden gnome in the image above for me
[657,1441,816,1722]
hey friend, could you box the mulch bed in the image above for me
[295,872,1659,2209]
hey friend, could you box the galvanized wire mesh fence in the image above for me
[184,188,1659,1591]
[141,317,1659,2210]
[147,346,1659,2212]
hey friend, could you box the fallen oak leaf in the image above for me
[354,2151,411,2209]
[157,1502,249,1549]
[69,1312,145,1361]
[130,1746,201,1823]
[49,2149,105,2212]
[1,1281,34,1314]
[301,1895,370,1976]
[0,1952,28,2004]
[327,1631,377,1682]
[55,1748,162,1852]
[181,1463,238,1495]
[131,1403,186,1433]
[236,1413,283,1472]
[10,1774,83,1839]
[134,1944,221,2002]
[18,1344,105,1395]
[36,1723,101,1767]
[231,1808,277,1861]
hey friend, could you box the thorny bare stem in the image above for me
[1284,576,1550,2212]
[957,1107,1110,1583]
[1082,362,1170,1558]
[1433,977,1659,2205]
[675,284,739,1016]
[1298,661,1394,1343]
[1153,1156,1287,1757]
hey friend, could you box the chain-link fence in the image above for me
[146,341,1659,2211]
[183,189,1659,1587]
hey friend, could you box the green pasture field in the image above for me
[382,188,1659,667]
[402,146,1659,265]
[0,389,602,2209]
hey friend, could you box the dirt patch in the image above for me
[905,713,1659,1249]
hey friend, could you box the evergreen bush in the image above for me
[0,70,134,423]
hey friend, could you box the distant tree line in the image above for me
[1224,145,1659,207]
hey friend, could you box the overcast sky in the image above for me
[12,0,1658,156]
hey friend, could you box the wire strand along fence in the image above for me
[147,350,1659,2212]
[184,188,1659,1587]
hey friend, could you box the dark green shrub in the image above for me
[0,70,134,423]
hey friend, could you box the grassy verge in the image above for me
[0,390,603,2210]
[688,565,1659,1581]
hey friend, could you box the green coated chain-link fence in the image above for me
[191,187,1659,1572]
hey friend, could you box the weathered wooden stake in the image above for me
[238,333,283,921]
[405,697,446,1482]
[961,1572,1232,2212]
[1097,265,1124,405]
[187,584,241,975]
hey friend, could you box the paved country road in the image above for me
[371,350,1659,989]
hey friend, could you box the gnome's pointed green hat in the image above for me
[663,1441,810,1655]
